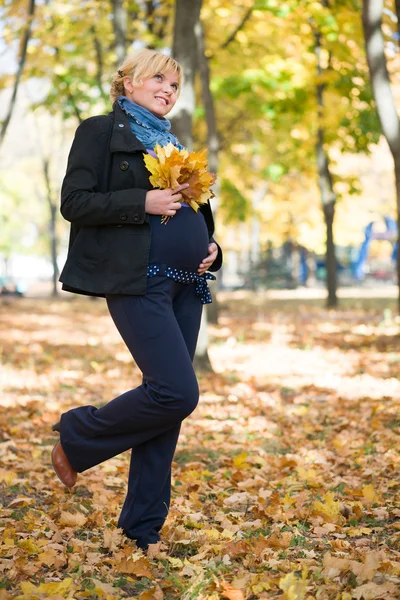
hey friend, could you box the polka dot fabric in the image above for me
[147,264,216,304]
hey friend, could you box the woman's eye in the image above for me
[172,84,178,91]
[155,74,163,80]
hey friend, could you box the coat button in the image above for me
[120,214,128,221]
[118,124,124,128]
[120,161,129,171]
[132,214,140,222]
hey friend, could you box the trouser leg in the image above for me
[117,281,203,546]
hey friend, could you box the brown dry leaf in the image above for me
[351,581,399,599]
[2,294,400,599]
[38,548,67,568]
[58,511,87,527]
[139,584,164,600]
[266,532,292,549]
[102,527,123,552]
[114,555,153,578]
[7,497,32,507]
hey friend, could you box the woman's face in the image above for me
[125,71,179,117]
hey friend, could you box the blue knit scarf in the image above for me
[117,96,185,151]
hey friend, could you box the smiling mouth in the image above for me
[154,96,168,105]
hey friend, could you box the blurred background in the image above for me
[0,0,399,306]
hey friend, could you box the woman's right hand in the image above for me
[145,183,189,216]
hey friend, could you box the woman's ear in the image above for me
[123,77,134,94]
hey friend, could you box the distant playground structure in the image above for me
[352,217,397,281]
[237,217,398,290]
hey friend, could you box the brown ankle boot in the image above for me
[51,441,77,488]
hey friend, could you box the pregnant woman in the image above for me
[51,48,222,551]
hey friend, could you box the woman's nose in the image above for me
[162,83,173,94]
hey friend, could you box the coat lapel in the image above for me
[109,103,147,154]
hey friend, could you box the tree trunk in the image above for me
[172,0,214,369]
[323,201,337,307]
[362,0,400,312]
[43,159,59,297]
[314,25,337,307]
[0,0,36,148]
[110,0,127,66]
[171,0,202,149]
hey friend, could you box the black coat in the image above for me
[59,102,223,297]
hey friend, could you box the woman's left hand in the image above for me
[198,243,218,275]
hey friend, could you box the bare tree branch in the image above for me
[91,24,107,101]
[220,4,254,50]
[0,0,36,148]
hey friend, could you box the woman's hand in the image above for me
[145,183,189,216]
[198,242,218,275]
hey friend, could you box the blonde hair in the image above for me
[110,49,183,104]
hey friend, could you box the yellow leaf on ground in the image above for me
[362,485,381,504]
[233,452,248,468]
[19,577,74,597]
[0,469,17,485]
[18,539,40,555]
[279,572,308,600]
[313,492,342,523]
[346,527,372,537]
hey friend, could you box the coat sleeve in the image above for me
[200,200,223,272]
[60,116,147,226]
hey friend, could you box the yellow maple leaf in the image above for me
[0,469,18,485]
[312,491,342,523]
[18,539,40,555]
[143,143,214,218]
[18,577,74,597]
[233,452,248,468]
[362,484,381,504]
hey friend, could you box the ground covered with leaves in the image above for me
[0,292,399,599]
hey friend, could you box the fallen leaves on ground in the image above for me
[0,293,399,599]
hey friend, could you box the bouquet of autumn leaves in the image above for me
[143,143,215,223]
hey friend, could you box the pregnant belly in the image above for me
[148,205,209,271]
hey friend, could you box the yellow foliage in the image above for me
[362,484,381,504]
[143,143,214,213]
[0,469,18,485]
[233,452,248,468]
[312,491,342,523]
[16,577,74,598]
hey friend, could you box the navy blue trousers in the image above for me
[59,272,203,548]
